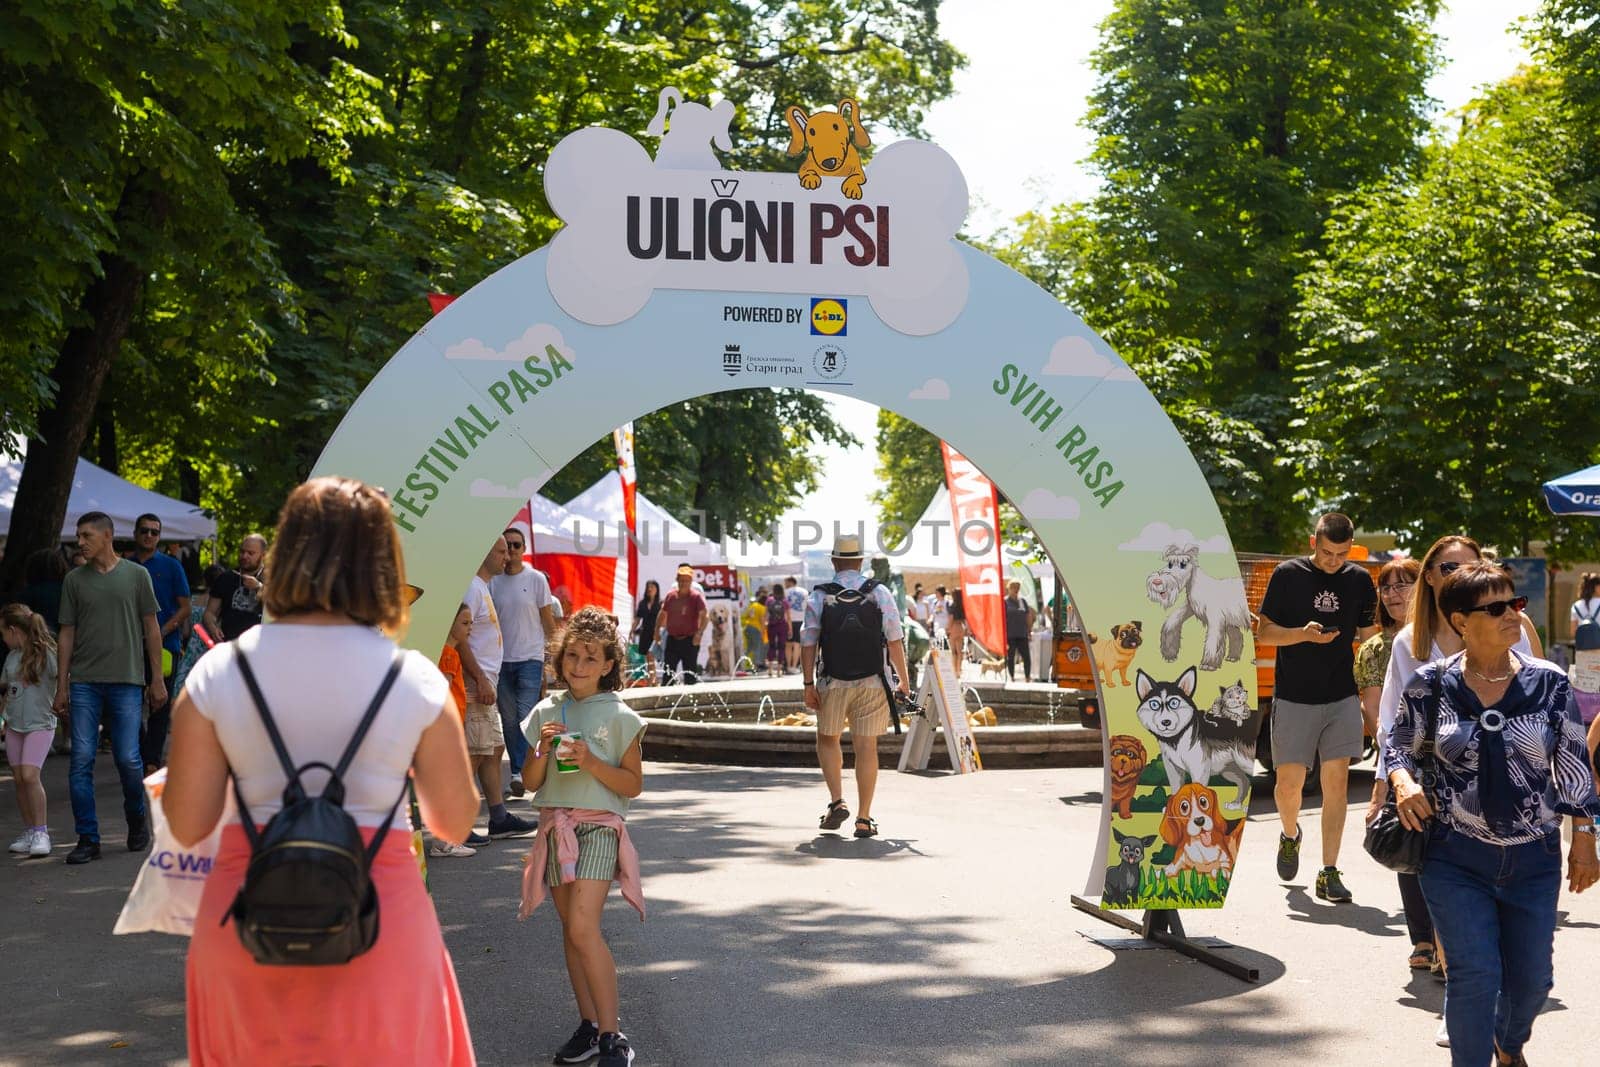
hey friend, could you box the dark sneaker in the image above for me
[465,831,491,847]
[1276,829,1301,881]
[127,821,150,852]
[553,1019,600,1064]
[488,812,538,839]
[65,836,101,865]
[596,1032,634,1067]
[1316,867,1353,903]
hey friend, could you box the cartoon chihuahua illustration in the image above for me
[785,98,870,199]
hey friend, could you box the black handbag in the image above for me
[1364,663,1443,875]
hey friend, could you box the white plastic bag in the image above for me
[113,768,234,937]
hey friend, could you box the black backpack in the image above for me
[816,579,887,681]
[223,650,407,966]
[1577,599,1600,652]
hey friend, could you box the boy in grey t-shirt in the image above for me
[54,512,165,864]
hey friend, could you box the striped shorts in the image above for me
[545,823,620,886]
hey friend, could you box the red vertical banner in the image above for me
[613,423,638,601]
[940,442,1005,655]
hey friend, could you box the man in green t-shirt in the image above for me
[53,512,165,865]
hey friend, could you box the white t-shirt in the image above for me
[184,624,448,827]
[1375,622,1536,775]
[490,566,554,662]
[463,575,503,680]
[1572,597,1600,627]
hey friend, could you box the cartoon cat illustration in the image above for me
[1206,680,1252,727]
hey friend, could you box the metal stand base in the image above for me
[1070,896,1259,982]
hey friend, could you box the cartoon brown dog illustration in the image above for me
[1107,733,1148,820]
[1091,620,1143,688]
[1159,782,1243,879]
[786,99,870,199]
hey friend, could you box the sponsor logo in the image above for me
[810,297,847,336]
[813,344,847,379]
[721,343,802,378]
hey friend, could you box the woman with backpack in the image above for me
[1572,572,1600,645]
[163,477,481,1066]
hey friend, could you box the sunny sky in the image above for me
[776,0,1544,548]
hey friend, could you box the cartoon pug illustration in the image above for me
[1107,733,1149,820]
[1091,620,1143,688]
[1104,828,1157,905]
[1152,543,1251,671]
[785,98,870,199]
[1159,782,1244,880]
[645,87,735,170]
[1133,666,1255,810]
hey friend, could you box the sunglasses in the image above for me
[1460,595,1528,618]
[1436,560,1466,575]
[136,527,161,537]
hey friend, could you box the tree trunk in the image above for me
[95,404,118,474]
[0,180,170,591]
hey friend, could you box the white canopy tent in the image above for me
[562,474,727,599]
[0,443,217,541]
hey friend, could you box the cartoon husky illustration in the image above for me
[1134,666,1255,811]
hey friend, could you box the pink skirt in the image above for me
[187,825,475,1066]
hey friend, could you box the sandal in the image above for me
[853,816,879,839]
[820,799,851,831]
[1408,944,1436,970]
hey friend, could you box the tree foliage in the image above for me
[1292,74,1600,558]
[1,1,961,586]
[871,409,942,540]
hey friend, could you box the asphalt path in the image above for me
[3,753,1597,1065]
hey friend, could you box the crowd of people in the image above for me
[1258,514,1599,1066]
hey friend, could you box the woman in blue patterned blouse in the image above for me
[1385,561,1600,1066]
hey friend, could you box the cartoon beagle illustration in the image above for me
[785,98,870,199]
[1158,782,1242,879]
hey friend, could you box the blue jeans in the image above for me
[496,659,543,775]
[1420,826,1562,1065]
[68,682,148,843]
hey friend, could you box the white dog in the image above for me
[646,87,734,170]
[1153,543,1251,672]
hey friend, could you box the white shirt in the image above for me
[463,575,503,680]
[1376,622,1535,775]
[1573,597,1600,626]
[184,624,447,827]
[490,566,554,662]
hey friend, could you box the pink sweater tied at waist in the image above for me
[518,807,644,921]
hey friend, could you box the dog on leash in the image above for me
[1091,621,1143,688]
[704,612,731,677]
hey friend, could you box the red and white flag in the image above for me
[940,443,1005,656]
[613,423,638,600]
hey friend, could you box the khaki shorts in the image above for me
[464,702,505,756]
[816,683,890,738]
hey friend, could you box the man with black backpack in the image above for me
[800,533,911,840]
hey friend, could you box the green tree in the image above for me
[871,410,943,540]
[1066,0,1441,547]
[1292,75,1600,558]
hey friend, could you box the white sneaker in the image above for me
[28,829,50,857]
[507,775,525,798]
[429,840,477,858]
[8,831,32,854]
[1435,1018,1449,1048]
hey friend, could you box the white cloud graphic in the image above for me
[1019,488,1081,521]
[469,473,553,499]
[1118,521,1231,554]
[909,377,951,401]
[446,324,575,363]
[1043,335,1137,381]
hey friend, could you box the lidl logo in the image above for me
[810,297,847,336]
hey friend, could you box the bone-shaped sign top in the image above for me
[544,120,970,336]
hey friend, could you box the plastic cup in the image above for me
[554,732,582,773]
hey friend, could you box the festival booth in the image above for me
[310,85,1269,972]
[0,442,217,542]
[504,492,627,624]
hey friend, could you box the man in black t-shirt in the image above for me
[203,534,267,642]
[1257,513,1379,903]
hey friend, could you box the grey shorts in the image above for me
[1271,695,1363,766]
